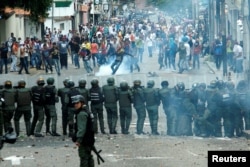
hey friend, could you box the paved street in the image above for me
[1,52,250,167]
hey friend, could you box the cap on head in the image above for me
[72,95,85,104]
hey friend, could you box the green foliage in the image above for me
[0,0,53,22]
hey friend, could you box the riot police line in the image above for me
[1,76,250,150]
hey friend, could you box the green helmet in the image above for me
[72,95,85,104]
[236,80,247,91]
[133,80,141,86]
[18,80,26,88]
[37,77,45,86]
[147,80,155,88]
[91,79,99,87]
[47,77,54,85]
[177,82,185,91]
[4,80,12,88]
[161,80,169,87]
[120,81,128,90]
[67,80,75,88]
[107,77,115,85]
[78,79,87,88]
[209,80,217,88]
[226,81,235,90]
[63,78,69,87]
[199,83,206,89]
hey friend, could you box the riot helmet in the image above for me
[226,81,235,90]
[192,82,199,89]
[120,81,128,91]
[18,80,26,88]
[67,80,75,88]
[47,77,55,85]
[217,80,224,89]
[209,80,217,88]
[177,82,185,91]
[107,77,115,86]
[236,80,247,91]
[4,80,12,88]
[78,79,87,88]
[63,78,70,87]
[37,77,45,86]
[147,80,155,88]
[199,83,206,90]
[91,79,99,87]
[161,80,169,87]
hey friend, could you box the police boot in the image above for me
[68,123,74,137]
[100,121,106,134]
[14,121,20,137]
[0,136,3,149]
[25,122,31,136]
[46,120,52,135]
[51,123,60,137]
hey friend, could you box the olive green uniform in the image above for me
[143,87,160,135]
[2,88,16,132]
[131,85,146,134]
[30,85,45,136]
[159,87,171,134]
[102,84,118,134]
[58,86,70,135]
[118,87,133,134]
[75,105,95,167]
[14,87,32,136]
[44,85,59,135]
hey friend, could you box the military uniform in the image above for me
[65,80,80,137]
[30,78,45,137]
[131,80,146,135]
[14,80,32,136]
[159,81,171,135]
[76,79,89,106]
[44,77,60,136]
[89,79,105,134]
[118,82,133,134]
[72,95,95,167]
[58,79,70,135]
[2,81,17,132]
[102,77,118,134]
[143,80,160,135]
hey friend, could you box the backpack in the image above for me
[214,45,222,55]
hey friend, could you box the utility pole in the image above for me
[220,0,227,77]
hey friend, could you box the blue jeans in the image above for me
[73,53,80,68]
[34,52,42,69]
[10,55,17,71]
[30,53,37,67]
[192,54,200,69]
[52,58,61,75]
[170,54,176,70]
[148,46,153,57]
[137,48,144,63]
[82,59,92,73]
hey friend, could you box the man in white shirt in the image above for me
[233,41,243,78]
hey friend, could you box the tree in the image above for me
[0,0,53,22]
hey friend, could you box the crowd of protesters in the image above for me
[0,11,245,77]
